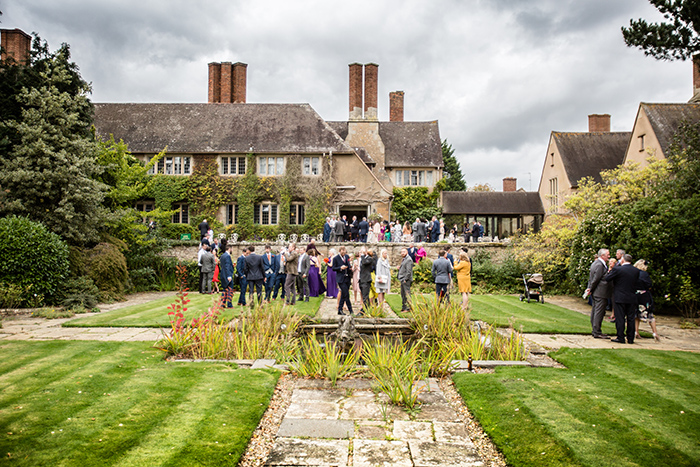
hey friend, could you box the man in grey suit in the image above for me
[585,248,611,339]
[296,249,311,302]
[431,250,453,303]
[333,217,345,242]
[397,248,414,312]
[200,246,216,294]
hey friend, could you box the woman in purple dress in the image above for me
[326,248,338,298]
[307,251,326,297]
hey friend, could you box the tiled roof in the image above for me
[441,191,544,215]
[640,103,700,156]
[553,131,630,187]
[379,121,443,168]
[93,103,354,154]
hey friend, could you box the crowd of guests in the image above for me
[585,248,659,344]
[322,215,485,244]
[195,217,473,314]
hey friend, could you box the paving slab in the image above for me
[285,400,339,419]
[340,390,384,420]
[433,422,475,446]
[409,441,483,467]
[355,421,390,440]
[291,388,346,404]
[266,438,349,466]
[251,359,277,369]
[353,439,412,467]
[393,420,433,441]
[415,403,464,423]
[277,418,354,439]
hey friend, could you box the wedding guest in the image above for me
[454,250,472,310]
[307,249,326,297]
[375,249,391,309]
[352,252,361,304]
[326,248,338,298]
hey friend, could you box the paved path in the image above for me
[268,378,484,467]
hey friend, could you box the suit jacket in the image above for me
[333,220,345,236]
[397,255,414,282]
[350,219,359,234]
[262,252,277,278]
[360,254,376,283]
[297,252,311,276]
[323,222,332,242]
[236,254,247,278]
[416,222,427,238]
[604,263,640,304]
[332,254,352,284]
[201,251,216,273]
[432,257,453,284]
[359,220,369,235]
[245,253,265,281]
[407,247,417,262]
[284,251,299,275]
[220,252,234,283]
[587,258,611,298]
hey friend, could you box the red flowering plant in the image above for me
[167,264,190,334]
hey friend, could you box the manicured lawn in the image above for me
[64,294,322,328]
[386,293,617,334]
[0,340,278,466]
[453,348,700,467]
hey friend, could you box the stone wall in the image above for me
[163,241,509,266]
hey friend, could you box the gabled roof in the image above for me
[327,120,443,168]
[442,191,544,215]
[552,131,630,187]
[639,103,700,156]
[379,121,442,168]
[93,103,355,154]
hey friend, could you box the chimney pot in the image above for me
[1,28,31,65]
[233,62,247,103]
[588,114,611,132]
[503,177,517,192]
[364,63,378,120]
[389,91,404,122]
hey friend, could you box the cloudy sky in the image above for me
[1,0,691,191]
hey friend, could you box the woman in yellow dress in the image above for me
[454,250,472,310]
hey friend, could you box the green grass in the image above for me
[0,340,278,466]
[64,294,322,328]
[386,293,617,334]
[453,348,700,467]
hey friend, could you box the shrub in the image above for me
[159,222,197,240]
[129,267,159,292]
[0,216,69,305]
[84,243,129,301]
[31,308,75,319]
[56,276,101,310]
[0,283,27,308]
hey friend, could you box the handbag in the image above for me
[377,275,387,284]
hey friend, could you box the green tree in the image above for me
[392,185,442,222]
[622,0,700,60]
[0,37,108,244]
[441,140,466,191]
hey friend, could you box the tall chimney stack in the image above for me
[349,63,363,120]
[1,28,31,65]
[232,62,247,103]
[364,63,378,120]
[588,114,611,132]
[503,177,517,192]
[693,54,700,98]
[389,91,404,122]
[220,62,233,103]
[208,62,221,103]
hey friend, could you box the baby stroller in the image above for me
[520,273,544,303]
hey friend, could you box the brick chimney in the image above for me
[349,63,363,120]
[208,62,221,103]
[588,114,611,132]
[693,54,700,97]
[389,91,404,122]
[503,177,517,192]
[233,62,247,103]
[364,63,378,120]
[208,61,247,103]
[1,28,31,65]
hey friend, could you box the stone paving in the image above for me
[267,378,484,467]
[0,316,161,342]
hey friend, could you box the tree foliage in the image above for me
[392,185,442,222]
[0,37,108,244]
[468,183,495,192]
[622,0,700,60]
[441,140,466,191]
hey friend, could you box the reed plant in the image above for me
[287,332,359,385]
[363,303,388,318]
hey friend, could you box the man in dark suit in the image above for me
[604,254,647,344]
[219,245,235,308]
[359,217,369,243]
[262,244,277,302]
[296,249,311,302]
[323,217,332,243]
[245,246,265,304]
[198,219,209,240]
[397,247,414,313]
[407,243,417,263]
[585,248,612,338]
[332,246,353,315]
[431,216,440,243]
[350,216,359,242]
[236,249,249,306]
[272,248,287,300]
[359,248,376,311]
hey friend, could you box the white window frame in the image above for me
[549,178,559,210]
[254,202,279,225]
[258,157,285,176]
[220,156,247,176]
[172,203,189,224]
[146,155,192,175]
[303,156,321,176]
[394,169,434,187]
